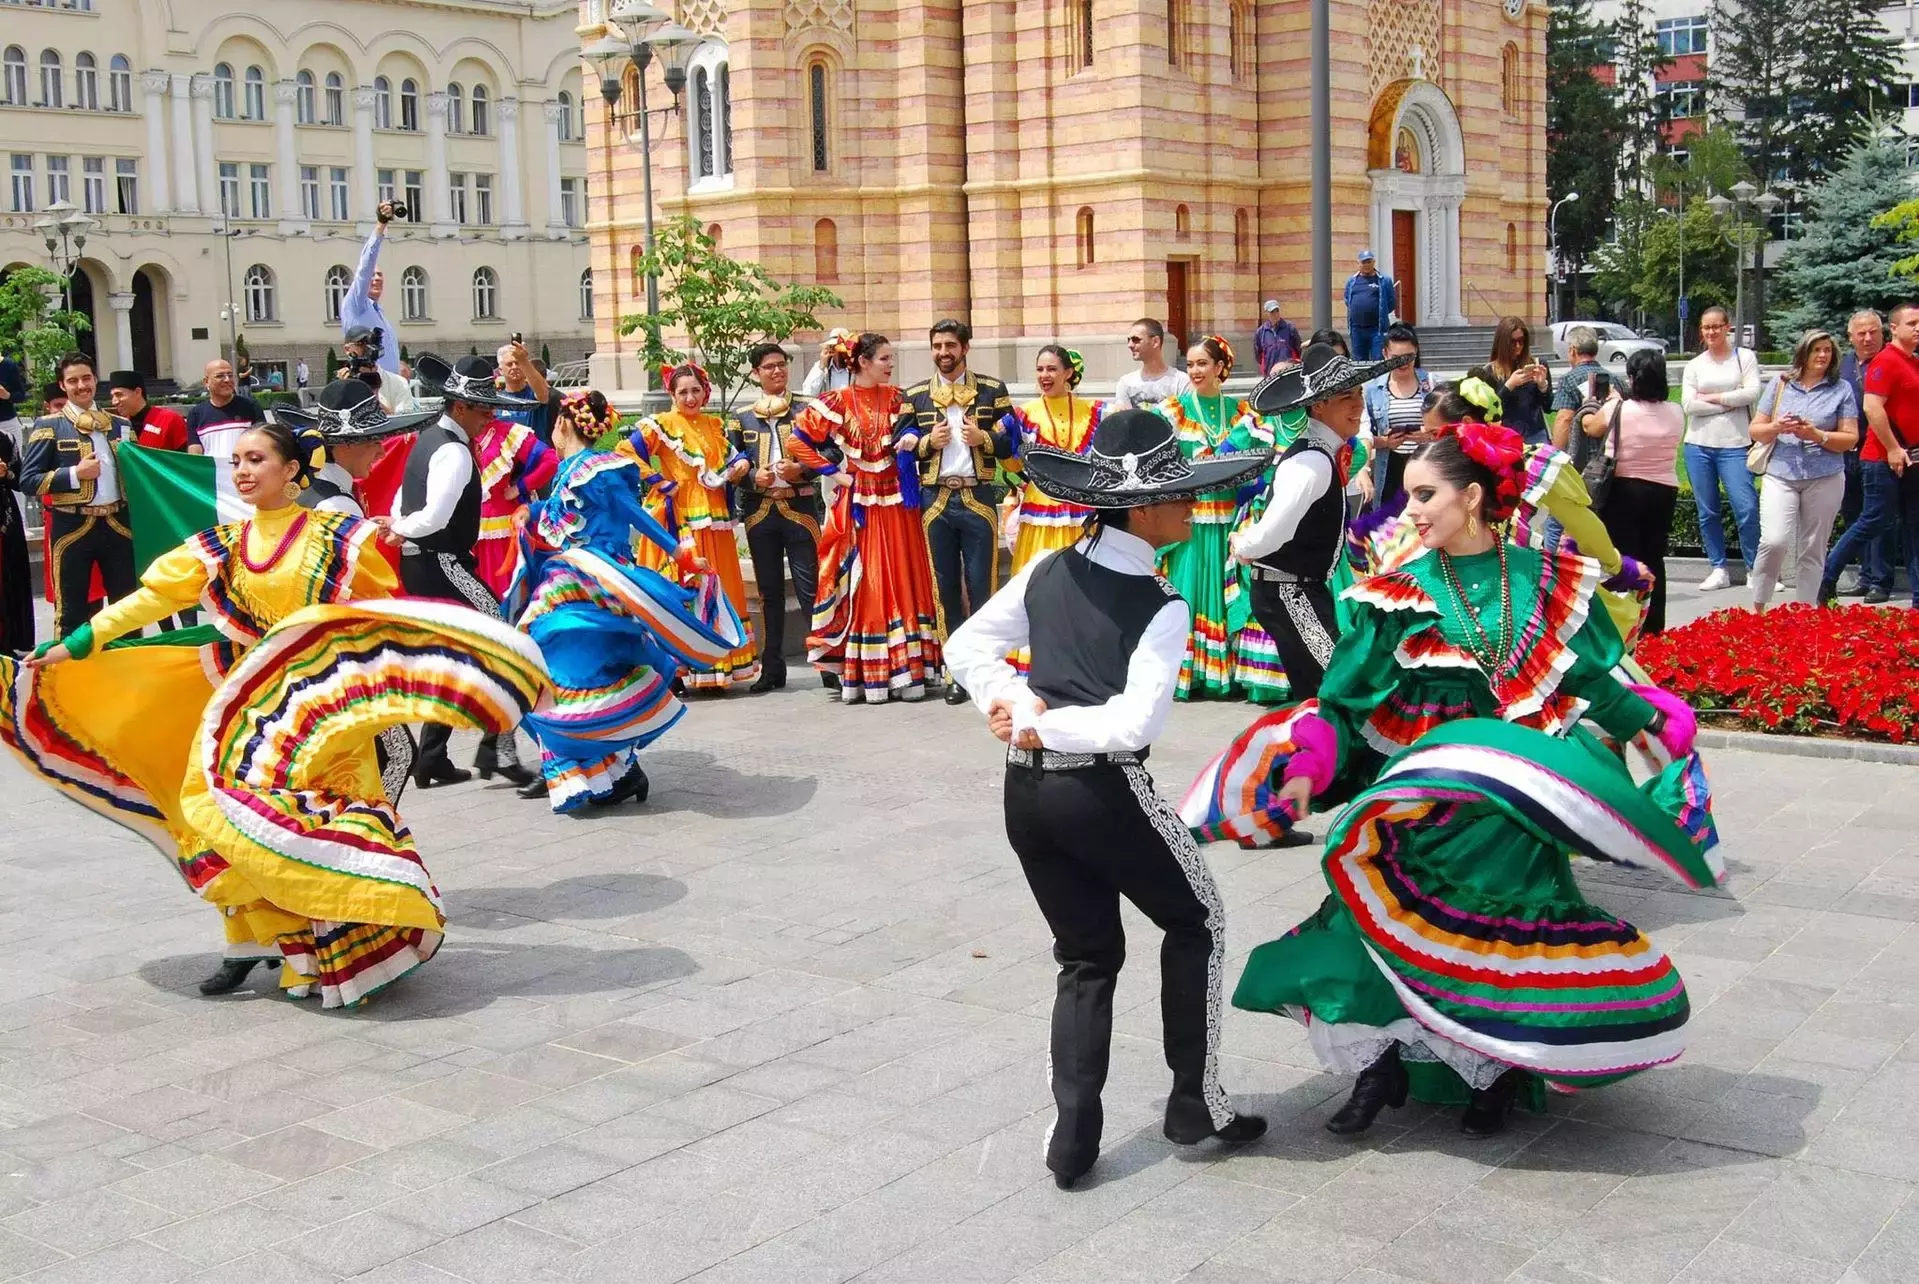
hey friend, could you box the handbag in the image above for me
[1580,398,1621,508]
[1746,371,1786,475]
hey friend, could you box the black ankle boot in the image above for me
[413,757,472,789]
[589,765,649,808]
[1325,1046,1409,1136]
[518,776,549,800]
[1459,1070,1523,1138]
[199,958,261,996]
[1165,1112,1269,1146]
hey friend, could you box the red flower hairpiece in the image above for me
[1441,420,1526,521]
[1203,334,1236,370]
[661,362,712,398]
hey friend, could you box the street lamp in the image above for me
[1548,191,1579,326]
[1706,181,1781,348]
[33,200,99,314]
[212,220,250,370]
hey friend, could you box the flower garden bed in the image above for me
[1638,604,1919,744]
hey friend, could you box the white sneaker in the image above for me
[1698,567,1732,592]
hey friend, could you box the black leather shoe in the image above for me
[589,765,650,808]
[199,958,261,996]
[488,761,537,788]
[1052,1163,1092,1191]
[413,759,473,789]
[1325,1046,1409,1136]
[820,672,841,692]
[1165,1112,1268,1146]
[944,684,969,706]
[518,777,549,800]
[1460,1070,1524,1138]
[749,668,785,693]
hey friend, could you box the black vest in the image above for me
[1023,547,1181,714]
[296,474,352,512]
[399,423,481,554]
[1257,435,1346,580]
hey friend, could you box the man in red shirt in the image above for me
[1823,301,1919,604]
[107,371,194,452]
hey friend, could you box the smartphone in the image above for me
[1590,371,1611,400]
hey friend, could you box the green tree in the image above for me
[1610,0,1671,194]
[1548,0,1624,269]
[1771,135,1911,338]
[1708,0,1795,190]
[1782,0,1899,185]
[1590,196,1737,328]
[622,216,845,411]
[0,266,92,400]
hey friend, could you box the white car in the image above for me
[1549,322,1668,370]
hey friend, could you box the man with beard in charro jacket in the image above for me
[729,343,825,693]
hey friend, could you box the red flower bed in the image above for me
[1638,605,1919,744]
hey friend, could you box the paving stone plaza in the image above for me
[1,573,1916,1284]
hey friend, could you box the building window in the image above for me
[403,169,423,219]
[115,156,136,213]
[1501,43,1520,116]
[218,161,240,217]
[39,50,62,108]
[295,70,316,124]
[446,83,464,134]
[376,166,395,204]
[328,166,348,221]
[560,175,581,227]
[8,154,31,213]
[629,244,644,297]
[1768,204,1805,242]
[108,55,130,111]
[2,48,25,106]
[1654,15,1708,57]
[243,65,265,120]
[1654,79,1704,121]
[45,155,69,206]
[213,63,235,118]
[82,155,105,213]
[324,264,350,323]
[1505,222,1517,272]
[814,217,838,281]
[400,78,419,131]
[706,221,722,247]
[373,76,392,128]
[74,52,97,110]
[1175,203,1191,238]
[808,61,829,172]
[248,162,270,218]
[1067,0,1094,69]
[472,266,499,320]
[448,171,467,224]
[1168,0,1186,67]
[402,265,429,321]
[299,165,320,219]
[244,264,276,322]
[1076,206,1095,267]
[324,72,344,126]
[556,90,574,140]
[474,173,493,225]
[1229,2,1252,79]
[579,268,593,319]
[689,48,734,182]
[471,83,489,136]
[619,65,639,120]
[1234,208,1249,266]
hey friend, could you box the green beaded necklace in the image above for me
[1436,541,1517,680]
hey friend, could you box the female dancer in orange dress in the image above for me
[787,333,943,703]
[1002,345,1106,573]
[626,364,760,691]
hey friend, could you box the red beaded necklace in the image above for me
[239,510,309,574]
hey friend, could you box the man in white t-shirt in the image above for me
[1111,318,1195,410]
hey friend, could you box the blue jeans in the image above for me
[1839,451,1898,590]
[1683,444,1759,568]
[1824,460,1919,600]
[1349,325,1382,360]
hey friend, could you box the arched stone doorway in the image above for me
[1367,79,1467,327]
[66,264,98,367]
[132,267,163,377]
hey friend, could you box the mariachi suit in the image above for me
[21,407,138,638]
[729,396,821,676]
[1233,422,1348,698]
[902,373,1014,645]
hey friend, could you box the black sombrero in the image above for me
[1250,342,1413,416]
[273,378,438,441]
[414,352,524,409]
[1022,408,1271,509]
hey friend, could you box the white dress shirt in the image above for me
[932,374,977,479]
[311,462,364,517]
[945,526,1190,755]
[1231,417,1342,563]
[391,416,475,545]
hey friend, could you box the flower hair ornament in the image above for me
[1457,375,1505,424]
[822,328,855,368]
[1203,334,1236,371]
[661,362,712,399]
[560,390,619,441]
[1063,348,1086,388]
[1440,419,1526,521]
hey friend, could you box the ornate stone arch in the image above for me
[1366,78,1466,326]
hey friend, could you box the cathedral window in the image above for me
[814,218,839,281]
[1500,43,1520,118]
[1076,207,1095,268]
[808,61,830,173]
[689,43,733,185]
[1234,208,1250,266]
[1068,1,1094,70]
[1230,2,1253,79]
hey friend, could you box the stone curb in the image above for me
[1696,728,1919,766]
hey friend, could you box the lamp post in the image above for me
[213,221,248,369]
[1705,180,1781,349]
[33,200,99,315]
[1548,191,1578,326]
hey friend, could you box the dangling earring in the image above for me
[283,481,302,502]
[1466,512,1480,541]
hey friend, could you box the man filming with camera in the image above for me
[342,199,405,377]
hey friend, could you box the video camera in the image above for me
[343,325,386,391]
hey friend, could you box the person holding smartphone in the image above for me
[1358,324,1432,510]
[1488,316,1552,445]
[1749,330,1858,608]
[1580,349,1685,635]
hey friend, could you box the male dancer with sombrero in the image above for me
[1231,341,1411,697]
[275,376,440,518]
[945,408,1273,1190]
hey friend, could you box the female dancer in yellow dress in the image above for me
[1002,345,1107,573]
[0,421,547,1007]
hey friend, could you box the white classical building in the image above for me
[0,0,592,388]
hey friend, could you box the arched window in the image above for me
[402,266,429,321]
[108,55,130,112]
[1076,206,1095,268]
[1505,222,1518,272]
[295,70,316,124]
[1501,43,1520,117]
[471,266,498,320]
[1067,0,1094,69]
[807,61,829,173]
[706,222,722,246]
[74,52,97,110]
[688,46,734,182]
[470,84,489,136]
[2,48,26,106]
[243,65,265,120]
[373,76,392,129]
[446,83,464,134]
[1234,208,1250,267]
[243,264,277,322]
[324,264,350,323]
[1230,2,1253,79]
[556,90,575,140]
[579,268,593,319]
[814,217,838,281]
[39,50,62,109]
[629,244,644,298]
[1175,203,1191,238]
[324,72,344,126]
[213,63,235,118]
[1168,0,1186,67]
[399,78,419,131]
[619,65,640,120]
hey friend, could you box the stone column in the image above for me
[139,70,173,213]
[274,80,308,233]
[169,74,200,215]
[191,74,217,220]
[107,292,136,372]
[1443,196,1466,325]
[352,85,379,223]
[426,91,456,237]
[498,97,528,238]
[541,99,567,240]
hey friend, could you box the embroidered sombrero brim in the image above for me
[413,356,528,409]
[273,402,439,441]
[1251,351,1413,416]
[1023,444,1273,509]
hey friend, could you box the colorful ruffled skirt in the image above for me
[1158,509,1287,704]
[0,602,548,1008]
[682,525,759,691]
[809,495,942,703]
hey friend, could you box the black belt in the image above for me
[1249,564,1323,583]
[1007,747,1147,771]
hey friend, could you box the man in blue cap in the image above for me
[1343,249,1398,361]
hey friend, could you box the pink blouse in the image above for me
[1607,399,1685,487]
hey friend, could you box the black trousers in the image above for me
[48,508,137,639]
[400,549,518,770]
[1003,761,1233,1177]
[922,485,999,655]
[1248,576,1338,699]
[1596,478,1677,637]
[743,502,819,671]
